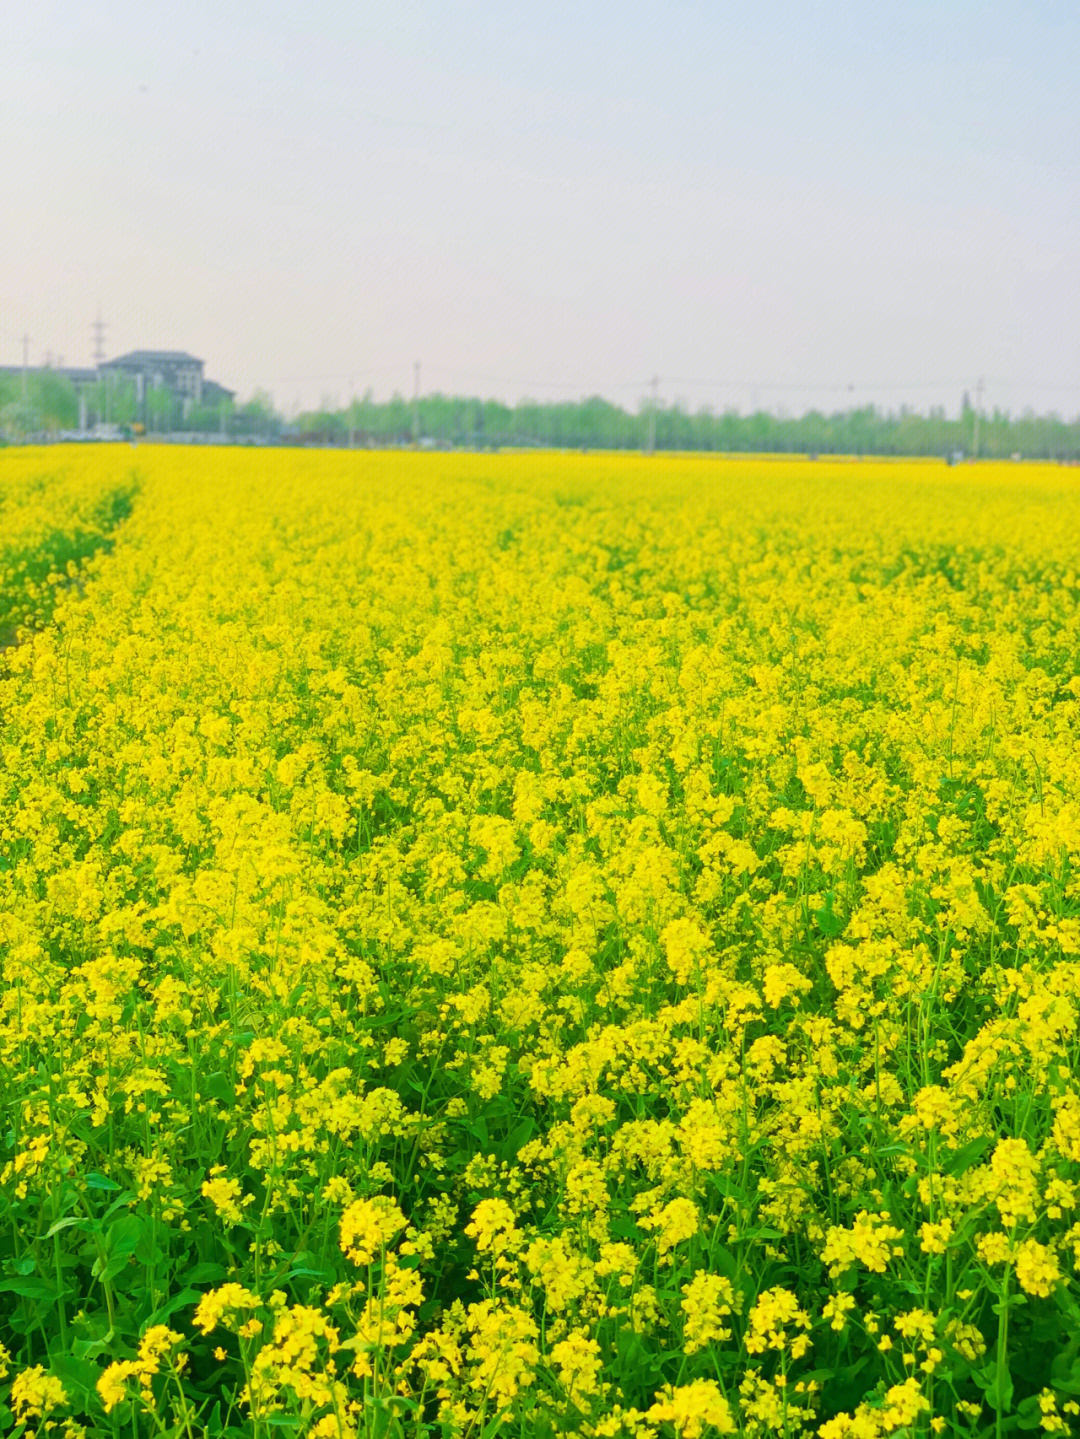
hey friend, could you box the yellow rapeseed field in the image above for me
[1,445,1080,1438]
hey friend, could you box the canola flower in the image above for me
[1,446,1080,1436]
[0,448,134,640]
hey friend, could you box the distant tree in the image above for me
[234,391,280,438]
[87,375,137,427]
[298,407,346,443]
[0,371,79,435]
[30,372,78,431]
[183,399,233,433]
[146,385,176,433]
[285,390,1080,461]
[0,401,39,440]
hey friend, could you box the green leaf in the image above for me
[108,1216,146,1253]
[85,1172,122,1192]
[1015,1395,1045,1431]
[48,1354,102,1405]
[94,1214,146,1281]
[0,1276,58,1299]
[464,1117,490,1147]
[816,910,844,937]
[498,1117,535,1160]
[813,892,845,937]
[45,1216,89,1240]
[185,1262,228,1285]
[103,1192,137,1219]
[704,1244,738,1279]
[134,1232,166,1268]
[203,1072,235,1103]
[976,1357,1013,1413]
[72,1335,115,1361]
[145,1288,201,1327]
[944,1134,992,1176]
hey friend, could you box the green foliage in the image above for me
[0,372,79,436]
[293,391,1080,458]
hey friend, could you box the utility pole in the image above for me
[21,334,30,403]
[972,376,984,460]
[92,310,107,365]
[646,375,659,455]
[412,361,421,444]
[92,314,108,430]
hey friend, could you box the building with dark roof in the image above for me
[2,350,236,432]
[98,350,236,414]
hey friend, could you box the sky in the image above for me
[2,0,1078,418]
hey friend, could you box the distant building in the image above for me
[2,349,234,430]
[98,350,234,418]
[201,379,235,408]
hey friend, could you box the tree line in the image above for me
[4,369,1079,459]
[292,390,1080,460]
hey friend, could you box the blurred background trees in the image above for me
[3,369,1078,457]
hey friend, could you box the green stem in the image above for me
[52,1228,68,1353]
[996,1265,1011,1439]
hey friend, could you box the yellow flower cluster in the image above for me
[97,1327,185,1414]
[2,446,1080,1435]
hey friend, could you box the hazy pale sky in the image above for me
[2,1,1078,416]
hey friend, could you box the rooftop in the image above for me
[104,350,203,366]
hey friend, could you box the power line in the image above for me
[257,365,411,386]
[423,365,614,393]
[662,377,956,393]
[142,358,1080,412]
[0,323,1078,402]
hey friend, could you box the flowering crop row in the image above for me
[1,447,1079,1437]
[0,448,135,642]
